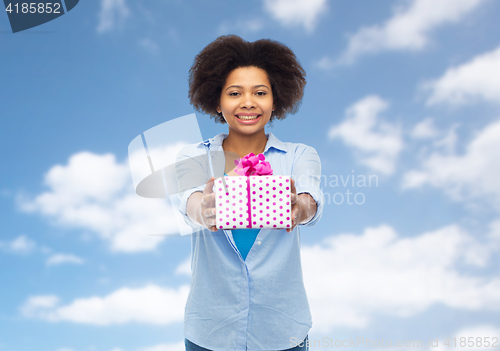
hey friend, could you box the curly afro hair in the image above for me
[188,35,306,124]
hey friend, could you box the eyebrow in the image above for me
[225,84,270,91]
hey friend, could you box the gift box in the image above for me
[214,175,292,229]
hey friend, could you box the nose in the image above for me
[240,93,256,109]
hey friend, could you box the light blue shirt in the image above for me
[176,132,324,351]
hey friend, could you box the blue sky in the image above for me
[1,0,500,350]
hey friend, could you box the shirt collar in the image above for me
[203,132,287,153]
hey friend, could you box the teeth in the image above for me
[237,115,259,120]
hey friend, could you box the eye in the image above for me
[229,92,239,96]
[256,91,267,96]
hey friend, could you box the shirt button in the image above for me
[257,241,262,245]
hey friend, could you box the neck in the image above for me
[222,129,268,157]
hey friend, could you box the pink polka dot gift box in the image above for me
[214,175,292,229]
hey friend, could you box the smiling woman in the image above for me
[188,35,306,123]
[179,34,324,351]
[217,66,275,158]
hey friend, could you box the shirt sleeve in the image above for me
[175,144,209,229]
[292,145,324,227]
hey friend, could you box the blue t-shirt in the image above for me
[232,228,260,260]
[224,172,260,260]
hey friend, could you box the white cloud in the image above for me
[489,219,500,241]
[0,235,36,254]
[335,0,484,65]
[139,38,160,55]
[21,284,189,325]
[431,325,500,351]
[262,0,328,32]
[411,117,439,139]
[314,55,336,70]
[46,254,84,266]
[55,348,74,351]
[174,257,191,276]
[432,123,460,154]
[97,0,130,33]
[328,95,403,175]
[424,46,500,106]
[302,222,500,331]
[410,119,460,154]
[402,119,500,210]
[10,235,36,253]
[21,295,60,317]
[18,151,178,252]
[138,342,185,351]
[20,222,500,334]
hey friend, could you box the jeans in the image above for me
[185,335,309,351]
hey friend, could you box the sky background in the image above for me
[1,0,500,350]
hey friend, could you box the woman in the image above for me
[177,35,324,351]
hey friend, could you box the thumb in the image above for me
[290,177,296,193]
[204,177,215,194]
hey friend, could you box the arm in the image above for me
[297,192,317,224]
[186,191,204,226]
[175,145,210,229]
[287,145,324,232]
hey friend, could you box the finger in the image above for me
[292,205,299,227]
[287,180,297,234]
[290,177,296,195]
[201,192,215,208]
[204,177,215,194]
[204,216,215,227]
[203,207,216,218]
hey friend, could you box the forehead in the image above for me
[224,66,270,86]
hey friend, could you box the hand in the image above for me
[199,177,217,232]
[286,178,301,233]
[286,178,317,233]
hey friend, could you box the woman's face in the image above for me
[217,66,275,136]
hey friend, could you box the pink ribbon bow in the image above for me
[234,152,273,176]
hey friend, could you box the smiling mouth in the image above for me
[236,115,261,121]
